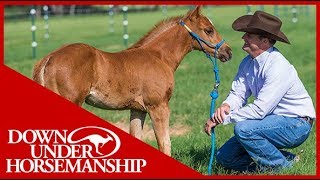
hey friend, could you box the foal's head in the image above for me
[182,6,232,62]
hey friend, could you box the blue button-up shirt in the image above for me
[223,47,316,125]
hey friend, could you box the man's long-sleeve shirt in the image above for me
[223,47,316,125]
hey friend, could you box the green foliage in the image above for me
[4,5,316,175]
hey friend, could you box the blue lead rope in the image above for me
[207,50,220,176]
[179,21,223,175]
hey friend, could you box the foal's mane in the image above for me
[128,15,184,49]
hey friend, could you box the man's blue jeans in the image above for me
[216,115,312,172]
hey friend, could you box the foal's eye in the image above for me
[204,28,214,35]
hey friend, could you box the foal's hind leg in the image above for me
[130,109,147,140]
[148,103,171,156]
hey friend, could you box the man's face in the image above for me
[241,32,265,58]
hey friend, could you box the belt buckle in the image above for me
[302,117,313,125]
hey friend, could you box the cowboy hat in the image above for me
[232,11,290,44]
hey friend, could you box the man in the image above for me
[204,11,316,172]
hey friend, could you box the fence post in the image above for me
[108,5,114,33]
[43,5,49,40]
[188,5,195,10]
[122,6,129,48]
[259,5,264,11]
[306,5,310,17]
[206,5,212,21]
[274,5,279,17]
[292,6,298,23]
[30,6,37,59]
[246,5,252,15]
[283,6,288,17]
[162,5,167,18]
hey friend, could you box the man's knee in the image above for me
[216,148,232,167]
[234,121,252,140]
[216,149,223,164]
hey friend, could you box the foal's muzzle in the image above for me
[217,46,232,62]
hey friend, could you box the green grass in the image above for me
[4,5,316,175]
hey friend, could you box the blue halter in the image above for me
[179,20,224,175]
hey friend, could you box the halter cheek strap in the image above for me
[179,21,225,53]
[179,20,222,97]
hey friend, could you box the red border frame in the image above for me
[1,1,319,5]
[1,4,3,66]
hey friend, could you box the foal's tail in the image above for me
[32,56,51,86]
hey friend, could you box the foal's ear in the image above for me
[188,6,202,21]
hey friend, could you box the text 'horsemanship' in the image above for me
[6,126,147,173]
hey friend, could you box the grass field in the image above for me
[4,5,316,175]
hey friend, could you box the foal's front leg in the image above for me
[148,103,171,156]
[130,109,147,140]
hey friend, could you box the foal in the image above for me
[32,6,232,156]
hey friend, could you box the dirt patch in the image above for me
[112,119,191,141]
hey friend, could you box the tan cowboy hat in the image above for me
[232,11,290,44]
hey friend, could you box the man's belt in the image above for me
[300,116,314,126]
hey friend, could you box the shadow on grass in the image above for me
[176,144,289,176]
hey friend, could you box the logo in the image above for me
[6,126,147,173]
[67,126,121,158]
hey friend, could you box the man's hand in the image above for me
[212,103,230,124]
[204,103,231,136]
[204,118,218,136]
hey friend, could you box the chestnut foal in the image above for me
[32,6,232,156]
